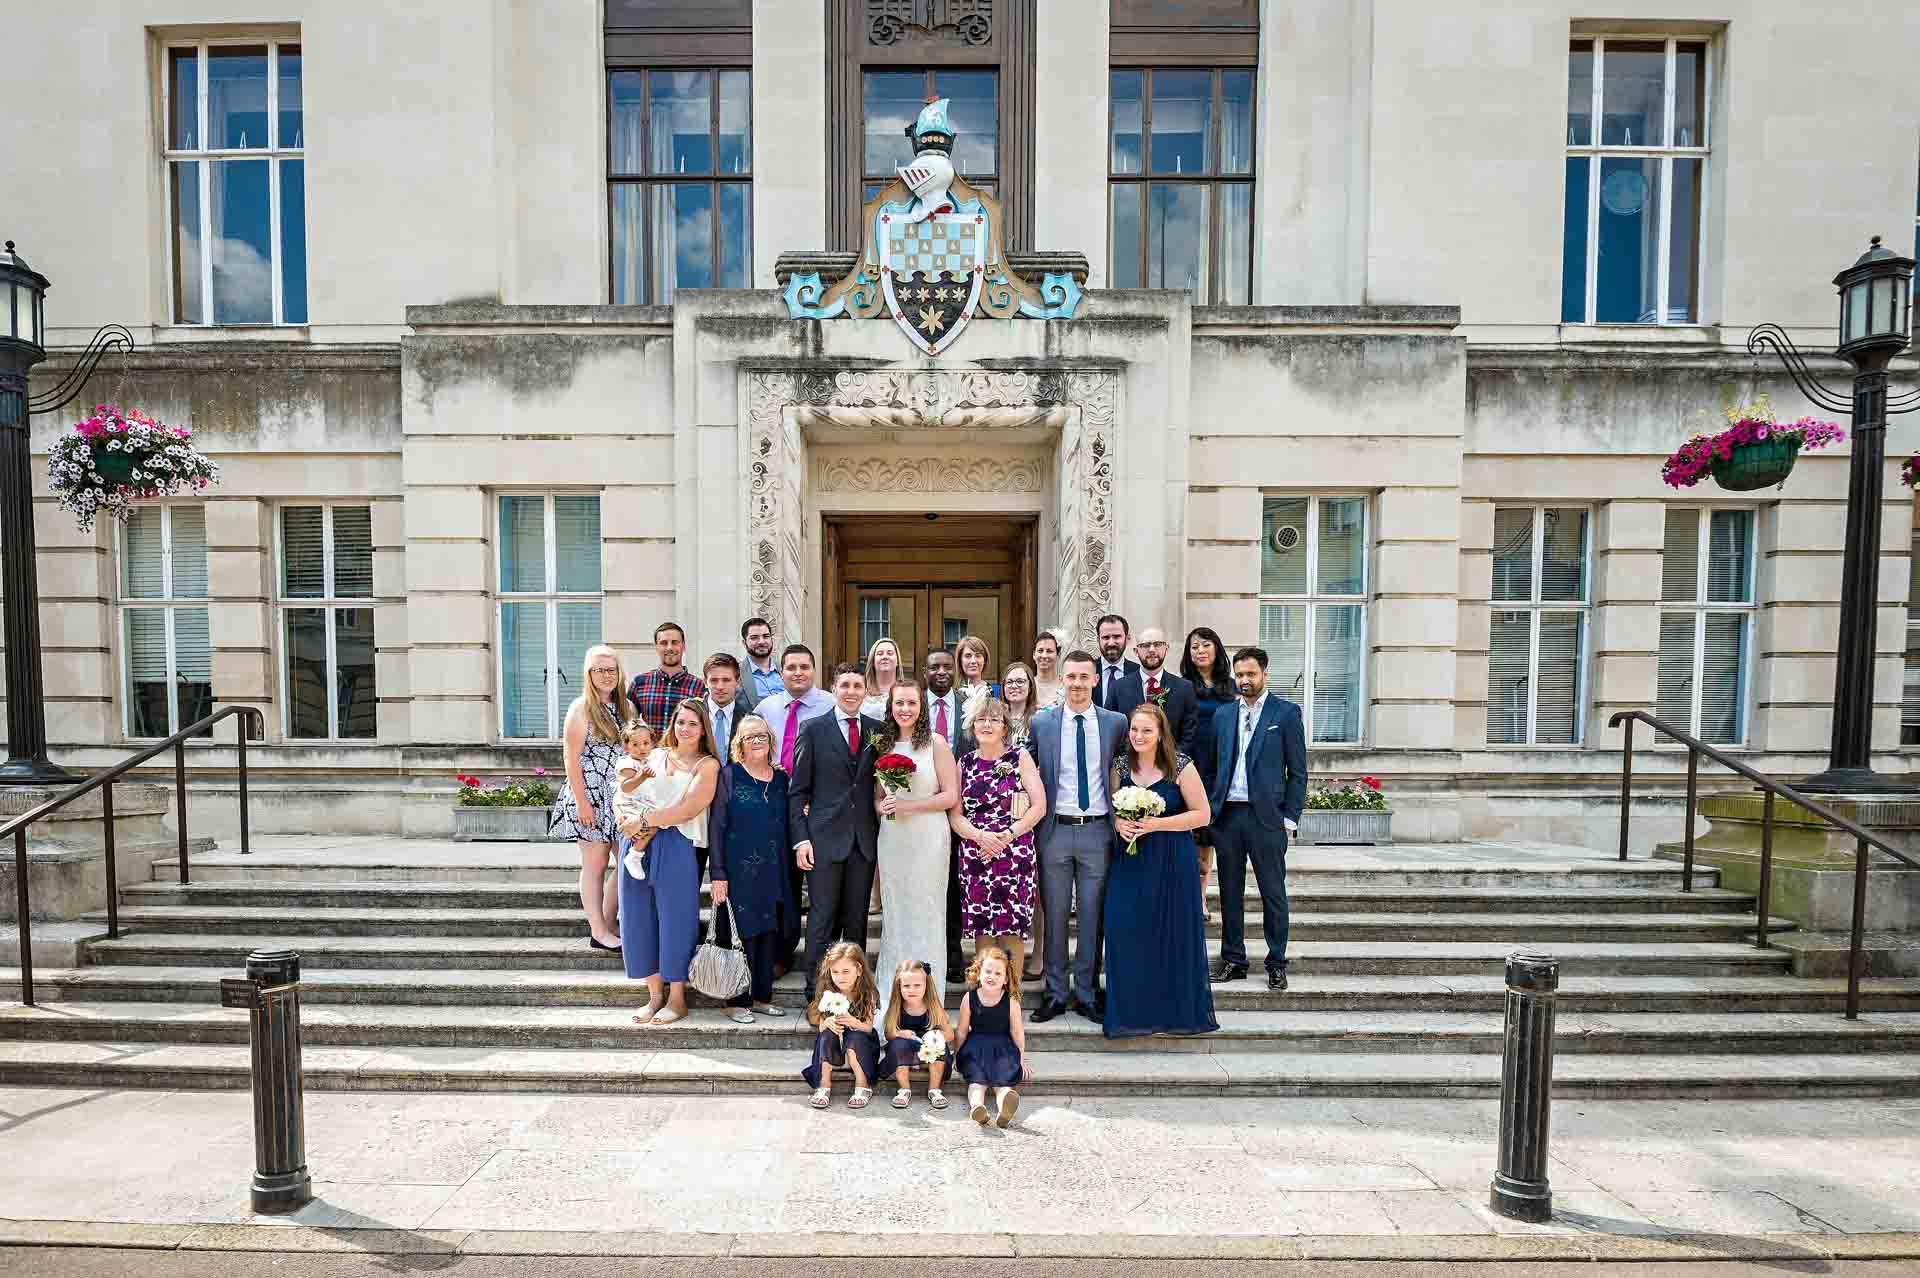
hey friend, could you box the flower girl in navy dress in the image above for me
[802,941,882,1111]
[952,945,1030,1128]
[881,958,955,1110]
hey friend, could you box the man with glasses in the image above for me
[1108,626,1200,758]
[629,621,707,735]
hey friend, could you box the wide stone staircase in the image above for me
[3,835,1920,1097]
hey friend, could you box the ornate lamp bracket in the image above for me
[25,325,135,417]
[1744,324,1857,416]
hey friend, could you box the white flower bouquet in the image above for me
[916,1029,948,1063]
[1111,785,1167,856]
[817,991,850,1020]
[48,404,220,533]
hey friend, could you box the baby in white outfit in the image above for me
[612,720,657,879]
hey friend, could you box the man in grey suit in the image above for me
[1026,649,1127,1023]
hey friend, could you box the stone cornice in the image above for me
[30,343,400,378]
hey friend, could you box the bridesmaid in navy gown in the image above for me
[1103,702,1219,1039]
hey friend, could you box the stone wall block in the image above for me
[1185,542,1259,595]
[404,487,490,541]
[1374,542,1461,596]
[407,646,494,698]
[1376,487,1463,540]
[405,542,489,594]
[1186,488,1263,541]
[1182,597,1258,648]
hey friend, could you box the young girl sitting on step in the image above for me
[952,944,1030,1128]
[880,958,954,1110]
[802,941,882,1111]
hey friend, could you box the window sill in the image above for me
[1558,323,1718,345]
[152,325,311,344]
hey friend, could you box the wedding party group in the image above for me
[551,614,1307,1122]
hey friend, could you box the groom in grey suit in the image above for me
[1026,649,1127,1024]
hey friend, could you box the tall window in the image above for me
[863,68,997,204]
[279,506,375,740]
[165,40,307,325]
[1488,508,1590,746]
[1109,68,1254,304]
[1658,508,1752,745]
[1563,37,1709,325]
[121,507,212,739]
[609,69,752,304]
[498,495,602,739]
[1258,495,1367,744]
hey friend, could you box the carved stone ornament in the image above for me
[868,0,992,47]
[816,455,1045,493]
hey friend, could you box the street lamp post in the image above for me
[1750,236,1920,793]
[0,240,133,785]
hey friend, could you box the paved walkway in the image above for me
[3,1087,1919,1258]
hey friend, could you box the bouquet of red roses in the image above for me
[874,752,917,820]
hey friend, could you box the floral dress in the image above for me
[551,708,622,844]
[956,749,1037,939]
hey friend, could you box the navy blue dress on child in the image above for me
[802,1014,882,1088]
[955,988,1023,1086]
[881,1007,953,1074]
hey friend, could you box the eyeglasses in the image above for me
[590,666,620,675]
[739,732,771,744]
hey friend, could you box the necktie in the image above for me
[1106,666,1119,701]
[846,714,861,755]
[935,696,949,741]
[712,706,729,760]
[781,700,802,772]
[1146,674,1158,697]
[1074,713,1090,812]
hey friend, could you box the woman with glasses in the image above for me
[707,713,793,1023]
[552,645,633,951]
[951,697,1047,981]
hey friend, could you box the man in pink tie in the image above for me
[753,643,834,972]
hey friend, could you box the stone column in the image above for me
[1453,498,1492,752]
[1035,0,1108,284]
[751,0,826,289]
[1372,486,1460,750]
[28,482,115,749]
[205,497,273,731]
[1589,500,1662,744]
[402,485,493,745]
[371,496,408,742]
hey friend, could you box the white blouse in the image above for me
[639,747,709,848]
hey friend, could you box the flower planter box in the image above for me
[1298,808,1393,846]
[1710,437,1801,492]
[452,805,556,842]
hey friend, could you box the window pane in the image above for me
[1109,185,1143,288]
[123,509,167,599]
[207,45,270,148]
[499,496,547,593]
[1319,498,1367,595]
[125,610,172,736]
[1669,157,1702,323]
[555,602,603,713]
[610,184,643,304]
[285,607,329,738]
[1661,509,1699,602]
[1600,39,1666,147]
[170,47,200,149]
[554,496,601,593]
[1146,182,1208,297]
[1706,509,1752,603]
[279,158,307,324]
[500,602,550,738]
[1700,612,1747,744]
[1219,183,1252,304]
[718,182,751,289]
[336,606,377,739]
[1491,508,1535,602]
[648,70,712,175]
[169,507,209,598]
[1314,604,1364,743]
[333,505,374,597]
[651,182,714,302]
[1567,41,1593,146]
[1673,43,1706,147]
[172,162,205,324]
[860,598,889,655]
[1487,610,1531,745]
[211,158,274,324]
[281,506,325,598]
[609,71,645,175]
[1595,155,1661,323]
[1110,70,1142,175]
[1540,509,1588,602]
[863,70,923,176]
[1149,69,1211,175]
[1220,71,1254,174]
[1258,603,1307,703]
[936,69,997,178]
[1656,612,1696,729]
[1536,610,1583,745]
[1561,156,1589,323]
[718,70,750,174]
[277,45,303,148]
[1261,497,1310,595]
[173,606,213,737]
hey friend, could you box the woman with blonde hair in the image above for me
[552,644,633,951]
[955,633,998,730]
[860,636,903,718]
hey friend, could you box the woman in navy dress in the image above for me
[1103,702,1218,1040]
[1181,626,1236,923]
[708,714,793,1024]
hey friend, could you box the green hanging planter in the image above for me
[1710,436,1801,492]
[92,447,138,483]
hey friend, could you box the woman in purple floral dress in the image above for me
[950,698,1049,977]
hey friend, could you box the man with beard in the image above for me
[740,617,782,706]
[1108,626,1199,758]
[628,622,707,735]
[1092,613,1142,712]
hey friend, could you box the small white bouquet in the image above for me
[917,1029,948,1063]
[1111,785,1167,856]
[817,991,851,1020]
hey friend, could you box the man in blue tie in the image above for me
[1025,649,1127,1023]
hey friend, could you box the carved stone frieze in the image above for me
[868,0,992,46]
[816,454,1045,493]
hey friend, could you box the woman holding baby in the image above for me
[617,697,719,1028]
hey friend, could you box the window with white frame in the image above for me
[1657,508,1753,745]
[279,505,375,740]
[1257,495,1367,744]
[121,506,213,739]
[165,39,307,325]
[1563,36,1709,325]
[498,494,603,739]
[1488,507,1590,746]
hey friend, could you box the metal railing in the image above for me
[1610,709,1920,1019]
[4,705,263,1007]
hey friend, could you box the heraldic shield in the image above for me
[880,209,986,356]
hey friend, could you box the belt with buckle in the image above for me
[1055,813,1105,826]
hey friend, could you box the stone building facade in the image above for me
[3,0,1918,842]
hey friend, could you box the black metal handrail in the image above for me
[1610,709,1920,1020]
[5,705,263,1008]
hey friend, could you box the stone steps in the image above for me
[1,1038,1914,1099]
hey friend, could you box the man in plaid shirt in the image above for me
[627,621,707,734]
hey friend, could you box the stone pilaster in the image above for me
[1589,500,1663,746]
[1453,497,1492,751]
[1374,486,1460,750]
[1183,486,1261,647]
[24,482,114,749]
[402,483,493,745]
[205,497,272,733]
[371,495,408,742]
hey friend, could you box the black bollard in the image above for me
[221,948,312,1214]
[1489,951,1558,1223]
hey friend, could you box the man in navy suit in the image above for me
[1106,626,1199,758]
[1208,646,1308,991]
[1091,613,1142,711]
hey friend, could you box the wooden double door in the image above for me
[824,514,1037,678]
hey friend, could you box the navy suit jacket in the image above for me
[1092,658,1142,712]
[1208,696,1309,832]
[1107,669,1200,761]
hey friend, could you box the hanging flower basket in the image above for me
[1709,436,1802,492]
[1902,455,1919,489]
[47,405,220,533]
[1661,395,1844,494]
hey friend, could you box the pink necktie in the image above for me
[781,700,802,772]
[935,697,949,740]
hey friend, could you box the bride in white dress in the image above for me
[871,680,960,1023]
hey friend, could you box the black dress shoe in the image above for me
[588,936,621,952]
[1268,970,1289,992]
[1210,960,1248,983]
[1073,999,1103,1025]
[1031,999,1067,1023]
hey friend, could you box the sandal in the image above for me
[633,1004,663,1027]
[928,1089,949,1111]
[728,1009,756,1024]
[892,1088,911,1109]
[757,1004,787,1017]
[848,1087,873,1110]
[649,1007,683,1027]
[809,1087,831,1110]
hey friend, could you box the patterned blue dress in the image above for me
[551,705,622,844]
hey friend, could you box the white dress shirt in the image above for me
[706,697,738,762]
[1227,692,1269,803]
[1052,705,1109,817]
[926,688,961,748]
[1100,659,1129,701]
